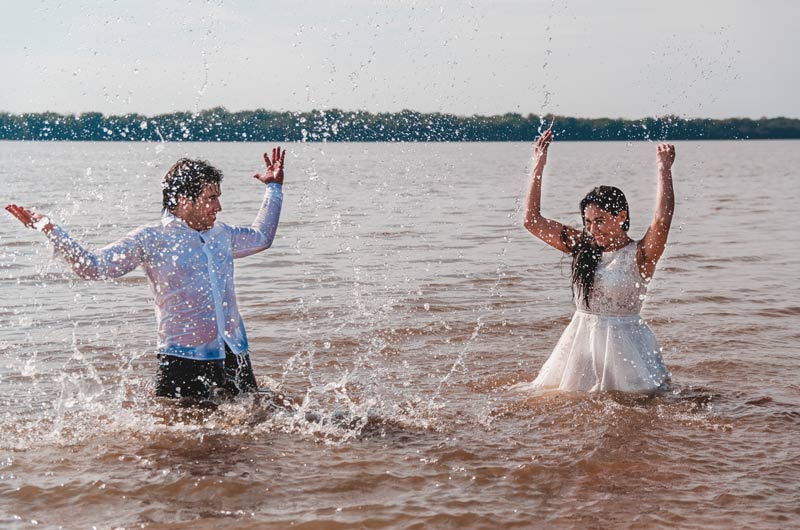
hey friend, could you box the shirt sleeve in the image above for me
[44,225,144,280]
[230,182,284,259]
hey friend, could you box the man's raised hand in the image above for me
[5,204,53,232]
[254,147,286,186]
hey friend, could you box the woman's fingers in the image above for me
[657,143,675,156]
[540,132,551,149]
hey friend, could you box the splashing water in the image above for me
[1,140,799,528]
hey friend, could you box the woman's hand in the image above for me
[657,143,676,171]
[533,126,553,173]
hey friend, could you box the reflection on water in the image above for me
[1,140,799,528]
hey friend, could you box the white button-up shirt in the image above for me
[44,182,283,361]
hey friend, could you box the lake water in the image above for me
[1,140,798,529]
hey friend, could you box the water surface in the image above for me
[1,140,798,529]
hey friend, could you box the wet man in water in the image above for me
[5,147,286,403]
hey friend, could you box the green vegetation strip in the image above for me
[1,108,798,141]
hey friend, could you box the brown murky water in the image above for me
[1,140,798,529]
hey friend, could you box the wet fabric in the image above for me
[44,183,283,361]
[155,347,258,399]
[527,240,671,392]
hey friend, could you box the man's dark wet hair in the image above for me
[162,158,224,213]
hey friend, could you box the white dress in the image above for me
[526,240,671,393]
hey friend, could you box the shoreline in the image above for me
[3,110,799,142]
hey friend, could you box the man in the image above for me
[5,147,286,403]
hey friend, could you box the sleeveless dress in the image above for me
[525,240,671,393]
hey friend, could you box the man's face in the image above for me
[179,183,222,231]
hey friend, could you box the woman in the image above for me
[521,127,675,393]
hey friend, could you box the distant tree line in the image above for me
[1,108,798,142]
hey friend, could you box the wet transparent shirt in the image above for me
[44,183,283,360]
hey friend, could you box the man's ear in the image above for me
[174,195,192,212]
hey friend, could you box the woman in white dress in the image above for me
[521,127,676,393]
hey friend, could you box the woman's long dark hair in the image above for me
[561,186,630,307]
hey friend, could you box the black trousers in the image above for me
[155,346,258,399]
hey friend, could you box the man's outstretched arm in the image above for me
[231,147,286,258]
[5,204,142,280]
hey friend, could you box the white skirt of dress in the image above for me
[520,311,671,393]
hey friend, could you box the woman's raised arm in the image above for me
[523,127,581,253]
[637,143,676,280]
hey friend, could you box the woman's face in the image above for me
[583,203,628,248]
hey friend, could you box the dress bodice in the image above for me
[575,241,647,316]
[527,239,670,393]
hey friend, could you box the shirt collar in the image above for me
[160,211,221,238]
[161,211,188,228]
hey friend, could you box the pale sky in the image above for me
[1,0,797,119]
